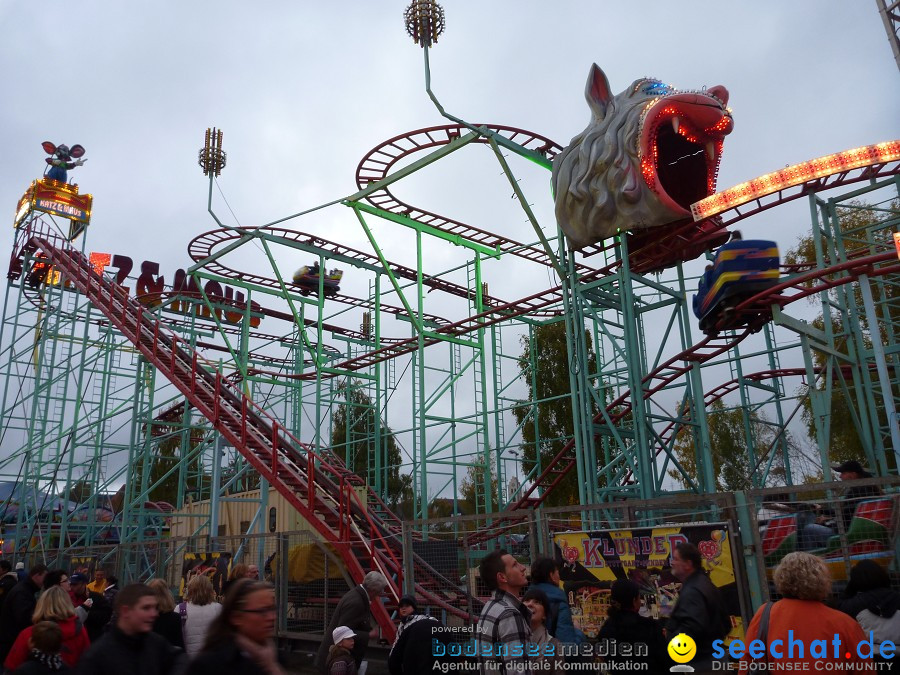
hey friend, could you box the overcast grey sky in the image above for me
[2,2,896,265]
[1,2,897,490]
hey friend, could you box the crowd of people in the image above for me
[0,548,892,675]
[0,474,895,675]
[465,545,899,674]
[0,562,285,675]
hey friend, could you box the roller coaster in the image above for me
[1,11,898,641]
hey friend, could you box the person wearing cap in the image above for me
[68,573,89,610]
[387,595,450,675]
[831,459,882,531]
[326,626,356,675]
[315,571,388,674]
[396,594,416,620]
[15,562,27,582]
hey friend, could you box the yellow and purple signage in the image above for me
[553,523,743,642]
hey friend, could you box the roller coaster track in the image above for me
[178,130,900,557]
[480,250,900,538]
[187,131,900,384]
[188,226,519,326]
[353,124,595,273]
[617,362,877,486]
[8,220,475,637]
[355,127,899,277]
[349,128,900,522]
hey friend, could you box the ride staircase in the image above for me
[8,220,469,637]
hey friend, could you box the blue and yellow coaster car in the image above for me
[292,266,343,297]
[693,240,780,336]
[760,498,896,582]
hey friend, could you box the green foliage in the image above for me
[458,457,498,515]
[799,315,866,463]
[146,435,181,504]
[785,200,899,339]
[134,414,210,506]
[512,321,602,506]
[668,400,789,490]
[331,380,412,510]
[786,199,898,465]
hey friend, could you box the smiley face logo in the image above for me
[667,633,697,664]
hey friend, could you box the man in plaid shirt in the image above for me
[476,549,533,675]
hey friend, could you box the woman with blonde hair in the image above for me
[3,586,90,670]
[180,573,222,658]
[147,579,184,649]
[186,579,285,675]
[740,552,870,670]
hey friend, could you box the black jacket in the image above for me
[81,592,113,643]
[152,610,185,649]
[12,654,73,674]
[75,626,184,675]
[388,614,453,675]
[839,587,900,621]
[0,572,18,612]
[666,571,730,659]
[0,578,42,660]
[598,610,667,672]
[185,641,283,675]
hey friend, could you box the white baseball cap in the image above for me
[332,626,355,644]
[14,563,23,570]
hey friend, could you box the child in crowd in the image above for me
[11,621,71,674]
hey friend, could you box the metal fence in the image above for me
[399,478,900,633]
[15,476,900,641]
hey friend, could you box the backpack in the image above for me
[178,601,188,642]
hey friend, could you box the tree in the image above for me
[145,434,181,504]
[220,454,261,493]
[331,380,413,510]
[459,457,498,515]
[668,400,795,491]
[134,412,209,506]
[784,199,898,467]
[511,321,603,506]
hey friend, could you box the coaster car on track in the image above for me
[693,237,780,336]
[292,264,343,297]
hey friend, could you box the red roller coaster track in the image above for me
[9,122,896,626]
[8,220,476,638]
[462,250,900,546]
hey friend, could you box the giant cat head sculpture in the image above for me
[552,64,733,249]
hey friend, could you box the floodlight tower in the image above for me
[198,128,227,177]
[405,0,445,48]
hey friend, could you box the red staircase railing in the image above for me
[10,220,452,636]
